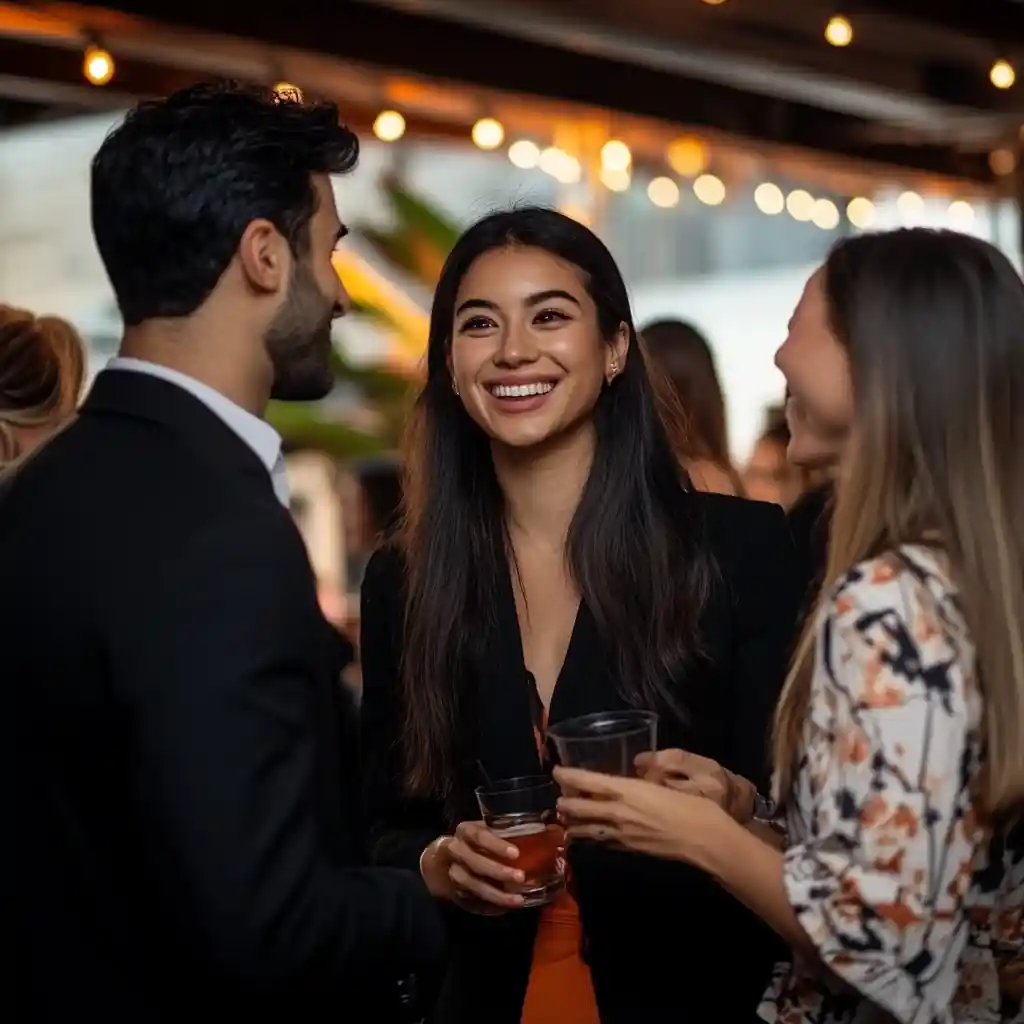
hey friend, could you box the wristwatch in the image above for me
[752,793,787,837]
[752,792,777,823]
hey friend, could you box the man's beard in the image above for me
[265,262,337,402]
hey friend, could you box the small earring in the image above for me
[451,378,460,396]
[607,360,619,383]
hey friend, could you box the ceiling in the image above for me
[0,0,1021,186]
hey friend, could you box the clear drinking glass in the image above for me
[547,710,658,777]
[474,775,566,907]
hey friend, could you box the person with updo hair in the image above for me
[0,304,86,468]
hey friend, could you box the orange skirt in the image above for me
[520,891,599,1024]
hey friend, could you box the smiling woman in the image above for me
[449,247,625,451]
[359,207,803,1023]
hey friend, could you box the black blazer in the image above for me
[360,493,803,1023]
[0,369,444,1024]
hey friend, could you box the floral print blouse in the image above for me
[759,546,1023,1024]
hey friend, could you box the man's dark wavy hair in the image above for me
[91,81,359,327]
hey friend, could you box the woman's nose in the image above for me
[495,325,539,366]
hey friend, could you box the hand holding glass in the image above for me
[474,775,565,907]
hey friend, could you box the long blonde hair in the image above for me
[773,229,1024,818]
[0,305,85,469]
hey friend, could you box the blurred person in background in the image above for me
[0,82,443,1024]
[744,400,837,607]
[360,207,801,1024]
[642,318,743,495]
[341,455,404,588]
[554,228,1024,1024]
[0,304,85,469]
[741,405,810,508]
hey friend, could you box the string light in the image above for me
[666,137,708,177]
[811,198,840,230]
[846,197,876,228]
[648,177,680,208]
[896,190,924,220]
[948,200,975,227]
[508,140,540,169]
[786,189,815,221]
[471,117,504,149]
[600,167,631,192]
[373,110,406,142]
[753,182,784,215]
[693,173,726,205]
[83,44,114,86]
[990,60,1016,89]
[601,139,632,172]
[825,15,853,47]
[539,147,581,184]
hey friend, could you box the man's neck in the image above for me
[118,322,267,416]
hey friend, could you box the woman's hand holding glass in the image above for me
[554,764,727,863]
[636,749,757,823]
[419,821,526,915]
[552,748,759,864]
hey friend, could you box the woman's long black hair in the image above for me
[398,207,715,796]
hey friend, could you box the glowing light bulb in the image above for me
[508,140,540,169]
[990,60,1016,90]
[600,167,631,192]
[666,137,707,177]
[811,198,840,230]
[948,200,975,227]
[472,118,504,150]
[786,189,815,221]
[83,45,114,86]
[373,110,406,142]
[825,15,853,47]
[753,182,784,215]
[648,177,680,208]
[693,173,725,205]
[846,197,875,229]
[601,139,632,172]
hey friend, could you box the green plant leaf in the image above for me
[267,401,392,458]
[382,174,461,255]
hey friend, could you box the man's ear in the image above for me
[237,218,290,295]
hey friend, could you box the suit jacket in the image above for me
[0,369,445,1024]
[360,492,803,1023]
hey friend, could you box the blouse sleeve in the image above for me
[782,554,987,1023]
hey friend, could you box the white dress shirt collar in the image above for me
[106,357,290,506]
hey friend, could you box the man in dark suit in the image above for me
[0,83,444,1023]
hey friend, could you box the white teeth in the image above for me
[489,382,555,398]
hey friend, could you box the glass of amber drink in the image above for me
[475,775,565,907]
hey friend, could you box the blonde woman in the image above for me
[554,229,1024,1023]
[0,304,86,468]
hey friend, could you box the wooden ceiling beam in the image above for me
[63,0,995,183]
[857,0,1024,50]
[0,35,477,144]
